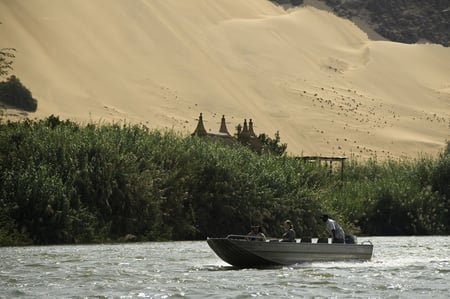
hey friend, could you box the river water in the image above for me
[1,236,449,298]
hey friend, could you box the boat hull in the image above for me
[207,237,373,268]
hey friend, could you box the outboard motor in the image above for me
[345,235,357,244]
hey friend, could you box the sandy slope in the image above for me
[1,0,449,159]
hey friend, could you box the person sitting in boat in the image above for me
[247,225,266,241]
[280,220,296,242]
[322,214,345,243]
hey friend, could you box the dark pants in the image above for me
[332,238,345,243]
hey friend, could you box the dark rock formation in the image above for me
[323,0,450,47]
[271,0,304,6]
[270,0,449,47]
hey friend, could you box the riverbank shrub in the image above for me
[324,151,450,235]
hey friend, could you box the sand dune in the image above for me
[1,0,449,159]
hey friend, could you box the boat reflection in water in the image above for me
[207,234,373,268]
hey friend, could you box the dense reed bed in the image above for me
[0,116,448,245]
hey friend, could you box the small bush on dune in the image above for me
[0,75,37,112]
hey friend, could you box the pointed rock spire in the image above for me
[192,113,208,137]
[219,115,231,136]
[249,119,256,137]
[239,119,250,139]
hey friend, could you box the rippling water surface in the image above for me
[1,236,449,298]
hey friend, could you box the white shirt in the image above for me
[326,219,345,240]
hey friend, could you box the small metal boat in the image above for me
[207,234,373,268]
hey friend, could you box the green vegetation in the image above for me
[0,75,37,112]
[1,36,38,112]
[0,116,449,245]
[327,153,450,235]
[257,131,287,156]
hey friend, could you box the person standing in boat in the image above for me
[247,225,266,241]
[322,214,345,243]
[281,220,296,242]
